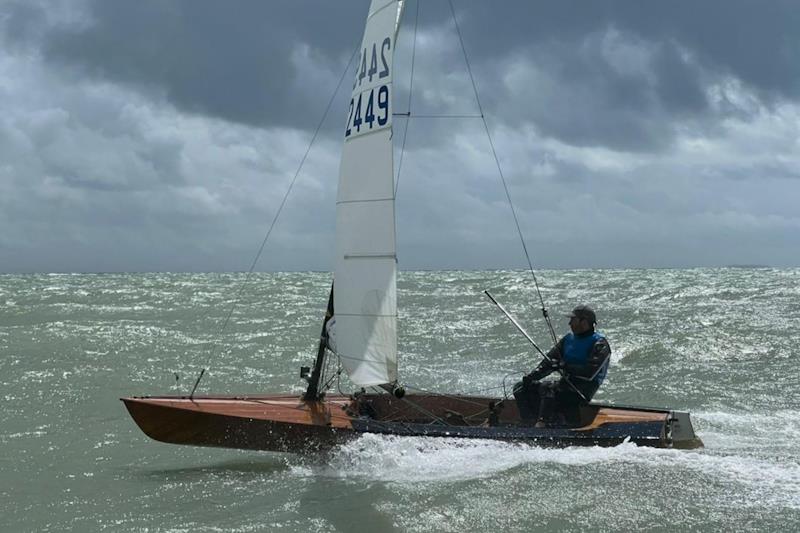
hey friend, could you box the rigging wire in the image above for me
[405,376,522,401]
[394,113,484,119]
[188,46,360,398]
[394,0,421,197]
[390,1,556,405]
[371,386,453,426]
[320,343,344,394]
[398,368,527,423]
[446,0,558,347]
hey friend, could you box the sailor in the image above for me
[513,304,611,425]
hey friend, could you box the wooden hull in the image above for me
[122,393,702,452]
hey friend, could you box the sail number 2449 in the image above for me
[345,86,389,138]
[345,37,391,138]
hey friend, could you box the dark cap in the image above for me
[567,304,597,324]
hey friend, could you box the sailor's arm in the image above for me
[526,338,564,381]
[586,337,611,379]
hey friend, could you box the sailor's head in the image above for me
[567,304,596,334]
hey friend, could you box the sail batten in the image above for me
[332,0,402,387]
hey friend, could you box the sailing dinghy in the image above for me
[122,0,702,451]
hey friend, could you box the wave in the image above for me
[289,430,800,509]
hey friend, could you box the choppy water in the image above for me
[1,269,799,531]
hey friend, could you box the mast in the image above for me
[304,284,334,400]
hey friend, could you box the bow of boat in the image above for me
[121,394,354,452]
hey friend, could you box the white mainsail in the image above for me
[332,0,404,386]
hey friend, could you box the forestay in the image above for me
[332,0,404,386]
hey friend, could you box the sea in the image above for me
[1,268,798,532]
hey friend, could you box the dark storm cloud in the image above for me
[0,1,45,48]
[20,0,800,150]
[481,36,706,152]
[443,0,800,150]
[452,0,800,98]
[35,0,370,129]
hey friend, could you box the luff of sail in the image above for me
[333,0,404,387]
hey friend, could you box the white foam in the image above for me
[322,434,531,482]
[298,435,646,482]
[288,432,800,509]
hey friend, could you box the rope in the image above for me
[321,352,342,393]
[189,46,361,397]
[372,386,453,426]
[400,382,504,424]
[446,0,558,347]
[395,0,421,197]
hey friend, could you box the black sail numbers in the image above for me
[345,37,391,138]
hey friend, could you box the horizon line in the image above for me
[0,264,781,275]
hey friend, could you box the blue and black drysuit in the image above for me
[513,330,611,424]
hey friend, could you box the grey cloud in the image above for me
[452,1,800,99]
[36,0,370,129]
[1,0,799,272]
[0,43,343,272]
[494,37,685,151]
[442,1,800,150]
[0,1,47,50]
[20,0,800,150]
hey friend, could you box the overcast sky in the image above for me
[1,0,799,273]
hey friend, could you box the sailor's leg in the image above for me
[555,380,600,424]
[513,380,541,421]
[537,382,559,423]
